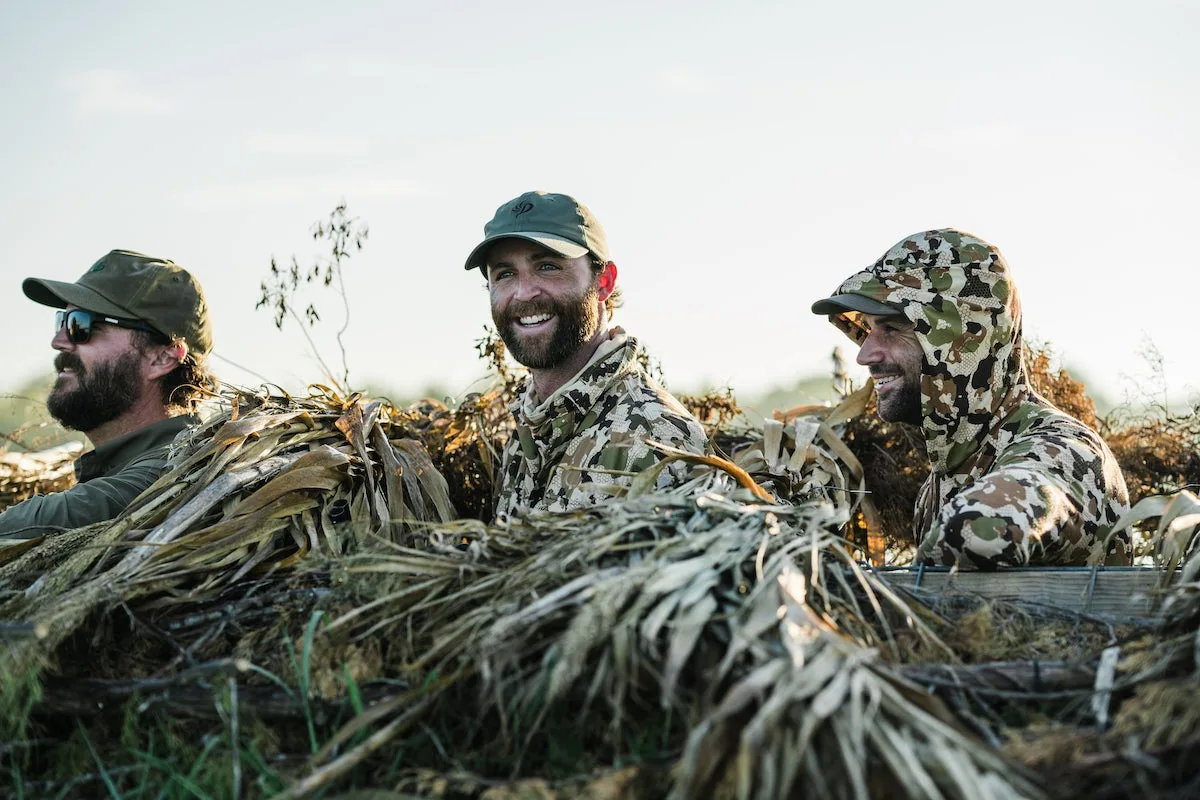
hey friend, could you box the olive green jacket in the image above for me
[0,414,195,539]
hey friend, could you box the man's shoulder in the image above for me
[0,414,198,539]
[604,369,704,433]
[126,413,197,465]
[991,398,1126,499]
[1001,400,1109,457]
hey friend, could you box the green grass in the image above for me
[2,604,684,797]
[0,608,405,798]
[10,712,305,798]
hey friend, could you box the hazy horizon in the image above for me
[2,0,1196,410]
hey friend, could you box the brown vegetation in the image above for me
[1,354,1199,798]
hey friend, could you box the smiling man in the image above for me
[465,190,708,518]
[0,250,214,538]
[811,229,1129,569]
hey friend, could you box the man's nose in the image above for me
[51,325,73,352]
[512,273,542,303]
[856,330,884,366]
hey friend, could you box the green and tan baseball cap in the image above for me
[23,249,213,357]
[463,190,611,272]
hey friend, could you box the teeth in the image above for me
[519,314,552,326]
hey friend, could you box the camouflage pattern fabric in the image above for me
[822,229,1130,568]
[494,334,708,519]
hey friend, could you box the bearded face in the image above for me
[492,277,602,370]
[871,354,923,424]
[857,315,924,426]
[47,347,145,432]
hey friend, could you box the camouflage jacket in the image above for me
[821,229,1129,568]
[494,334,708,519]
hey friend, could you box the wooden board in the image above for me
[876,567,1168,619]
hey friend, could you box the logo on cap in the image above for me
[511,201,534,217]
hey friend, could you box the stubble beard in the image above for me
[48,350,144,433]
[494,283,601,370]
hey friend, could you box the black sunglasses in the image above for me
[55,309,164,345]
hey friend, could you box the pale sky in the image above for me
[1,0,1196,412]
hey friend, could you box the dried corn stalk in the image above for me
[0,387,457,726]
[0,441,80,512]
[0,382,1061,798]
[295,471,1034,800]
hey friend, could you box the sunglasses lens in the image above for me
[57,310,93,344]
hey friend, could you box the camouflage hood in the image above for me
[823,229,1028,474]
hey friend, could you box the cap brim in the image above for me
[463,233,590,271]
[22,277,138,319]
[810,293,903,317]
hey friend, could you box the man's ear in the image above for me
[596,261,618,301]
[144,341,187,381]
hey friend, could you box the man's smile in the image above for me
[516,313,555,331]
[53,353,85,380]
[872,372,903,391]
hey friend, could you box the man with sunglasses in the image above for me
[465,190,708,519]
[0,249,214,538]
[811,229,1129,569]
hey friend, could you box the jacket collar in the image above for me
[511,332,636,431]
[75,414,195,482]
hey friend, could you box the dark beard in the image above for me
[48,349,143,432]
[494,283,600,370]
[872,361,923,426]
[881,381,922,425]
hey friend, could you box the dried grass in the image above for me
[1107,413,1200,503]
[0,443,79,512]
[2,367,1200,798]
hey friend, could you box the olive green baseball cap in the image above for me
[23,249,213,357]
[463,190,611,272]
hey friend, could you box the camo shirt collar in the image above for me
[510,331,639,444]
[824,229,1029,474]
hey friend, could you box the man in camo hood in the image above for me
[811,229,1129,568]
[465,190,708,519]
